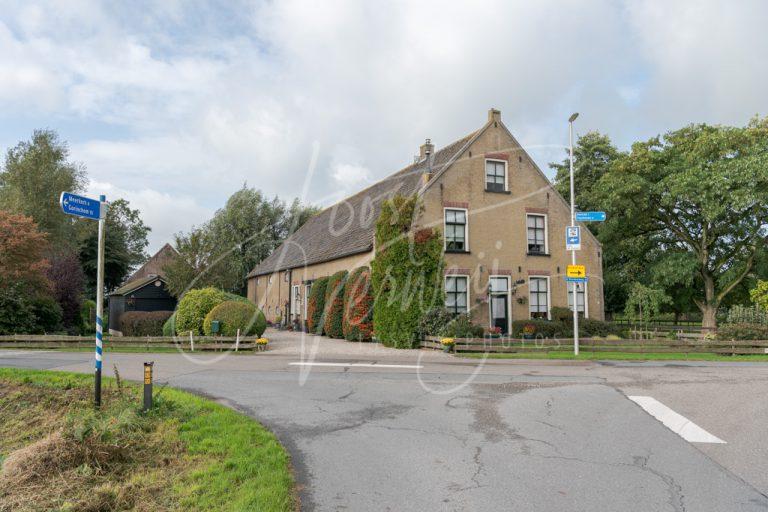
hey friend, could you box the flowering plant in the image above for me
[522,324,536,335]
[487,326,502,335]
[256,337,269,345]
[440,337,455,346]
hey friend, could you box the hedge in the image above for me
[119,310,174,336]
[512,317,624,338]
[440,313,484,338]
[162,312,176,337]
[324,270,348,338]
[203,300,267,337]
[343,267,373,341]
[307,277,329,334]
[717,323,768,341]
[511,319,568,338]
[175,287,248,335]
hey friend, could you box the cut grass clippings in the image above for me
[460,351,768,361]
[0,368,294,512]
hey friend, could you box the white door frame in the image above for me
[488,275,511,333]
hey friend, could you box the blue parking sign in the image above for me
[566,226,581,251]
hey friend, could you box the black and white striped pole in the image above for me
[59,191,107,408]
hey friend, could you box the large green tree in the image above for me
[0,130,86,246]
[164,186,318,296]
[79,198,150,294]
[597,119,768,329]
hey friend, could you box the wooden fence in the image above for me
[422,336,768,356]
[0,334,263,352]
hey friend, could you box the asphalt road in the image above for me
[2,335,768,511]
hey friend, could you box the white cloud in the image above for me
[0,0,766,254]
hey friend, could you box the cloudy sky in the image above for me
[1,0,766,252]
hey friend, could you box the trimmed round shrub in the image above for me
[162,312,176,337]
[175,287,231,335]
[203,301,266,337]
[324,271,348,338]
[120,310,174,336]
[343,267,373,341]
[307,277,329,334]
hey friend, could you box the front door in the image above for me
[489,276,510,334]
[491,294,509,334]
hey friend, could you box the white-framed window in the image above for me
[528,276,550,319]
[526,214,548,254]
[567,281,588,317]
[485,159,507,192]
[444,208,468,252]
[445,275,469,315]
[291,285,300,319]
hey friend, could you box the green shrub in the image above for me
[371,195,445,348]
[750,280,768,312]
[717,323,768,340]
[0,285,36,334]
[30,295,63,333]
[175,287,231,335]
[323,270,348,338]
[120,310,174,336]
[440,313,484,338]
[162,312,176,337]
[203,301,267,337]
[727,305,768,326]
[511,319,568,338]
[80,300,96,334]
[579,318,622,337]
[418,307,455,337]
[550,306,573,323]
[307,277,329,334]
[343,267,373,341]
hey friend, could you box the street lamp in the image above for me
[569,112,579,356]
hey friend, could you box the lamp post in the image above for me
[568,113,579,356]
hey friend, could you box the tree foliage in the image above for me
[343,267,374,342]
[46,249,86,331]
[751,281,768,312]
[323,270,348,338]
[164,186,319,296]
[0,129,86,246]
[597,119,768,328]
[306,277,329,334]
[371,195,444,348]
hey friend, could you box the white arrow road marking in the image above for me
[628,395,726,444]
[289,362,423,369]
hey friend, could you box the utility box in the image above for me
[210,320,221,334]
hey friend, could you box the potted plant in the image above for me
[256,337,269,351]
[486,326,502,339]
[440,337,455,353]
[522,323,536,340]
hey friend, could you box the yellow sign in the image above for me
[567,265,586,278]
[144,366,152,385]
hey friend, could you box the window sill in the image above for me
[526,252,551,257]
[445,249,471,254]
[484,188,511,194]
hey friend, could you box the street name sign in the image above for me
[565,277,588,283]
[567,264,586,278]
[575,211,606,222]
[60,192,104,220]
[566,225,581,251]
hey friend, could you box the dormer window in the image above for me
[485,159,507,192]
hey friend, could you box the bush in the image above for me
[203,301,267,337]
[418,308,455,337]
[307,277,329,334]
[120,311,174,336]
[343,267,373,341]
[323,270,348,338]
[0,285,37,335]
[162,312,176,337]
[750,280,768,312]
[440,313,484,338]
[30,295,63,333]
[511,319,568,338]
[579,318,622,337]
[550,306,572,323]
[175,287,242,335]
[717,323,768,341]
[726,305,768,326]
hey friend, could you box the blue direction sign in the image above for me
[565,277,589,283]
[60,192,103,220]
[575,211,606,222]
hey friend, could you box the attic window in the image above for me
[154,280,162,287]
[485,159,507,192]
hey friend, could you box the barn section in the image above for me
[107,244,178,335]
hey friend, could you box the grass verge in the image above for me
[460,351,768,361]
[0,368,294,512]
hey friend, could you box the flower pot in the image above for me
[443,345,453,353]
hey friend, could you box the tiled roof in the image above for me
[111,275,165,296]
[126,243,178,282]
[248,131,476,277]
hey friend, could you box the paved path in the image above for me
[2,331,768,511]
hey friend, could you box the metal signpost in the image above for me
[567,113,580,355]
[60,192,107,407]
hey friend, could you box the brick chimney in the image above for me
[419,138,434,161]
[488,108,501,123]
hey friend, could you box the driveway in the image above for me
[2,330,768,511]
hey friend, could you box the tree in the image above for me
[0,130,86,246]
[597,118,768,329]
[371,195,444,348]
[164,186,318,296]
[79,198,150,294]
[751,281,768,312]
[46,249,86,331]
